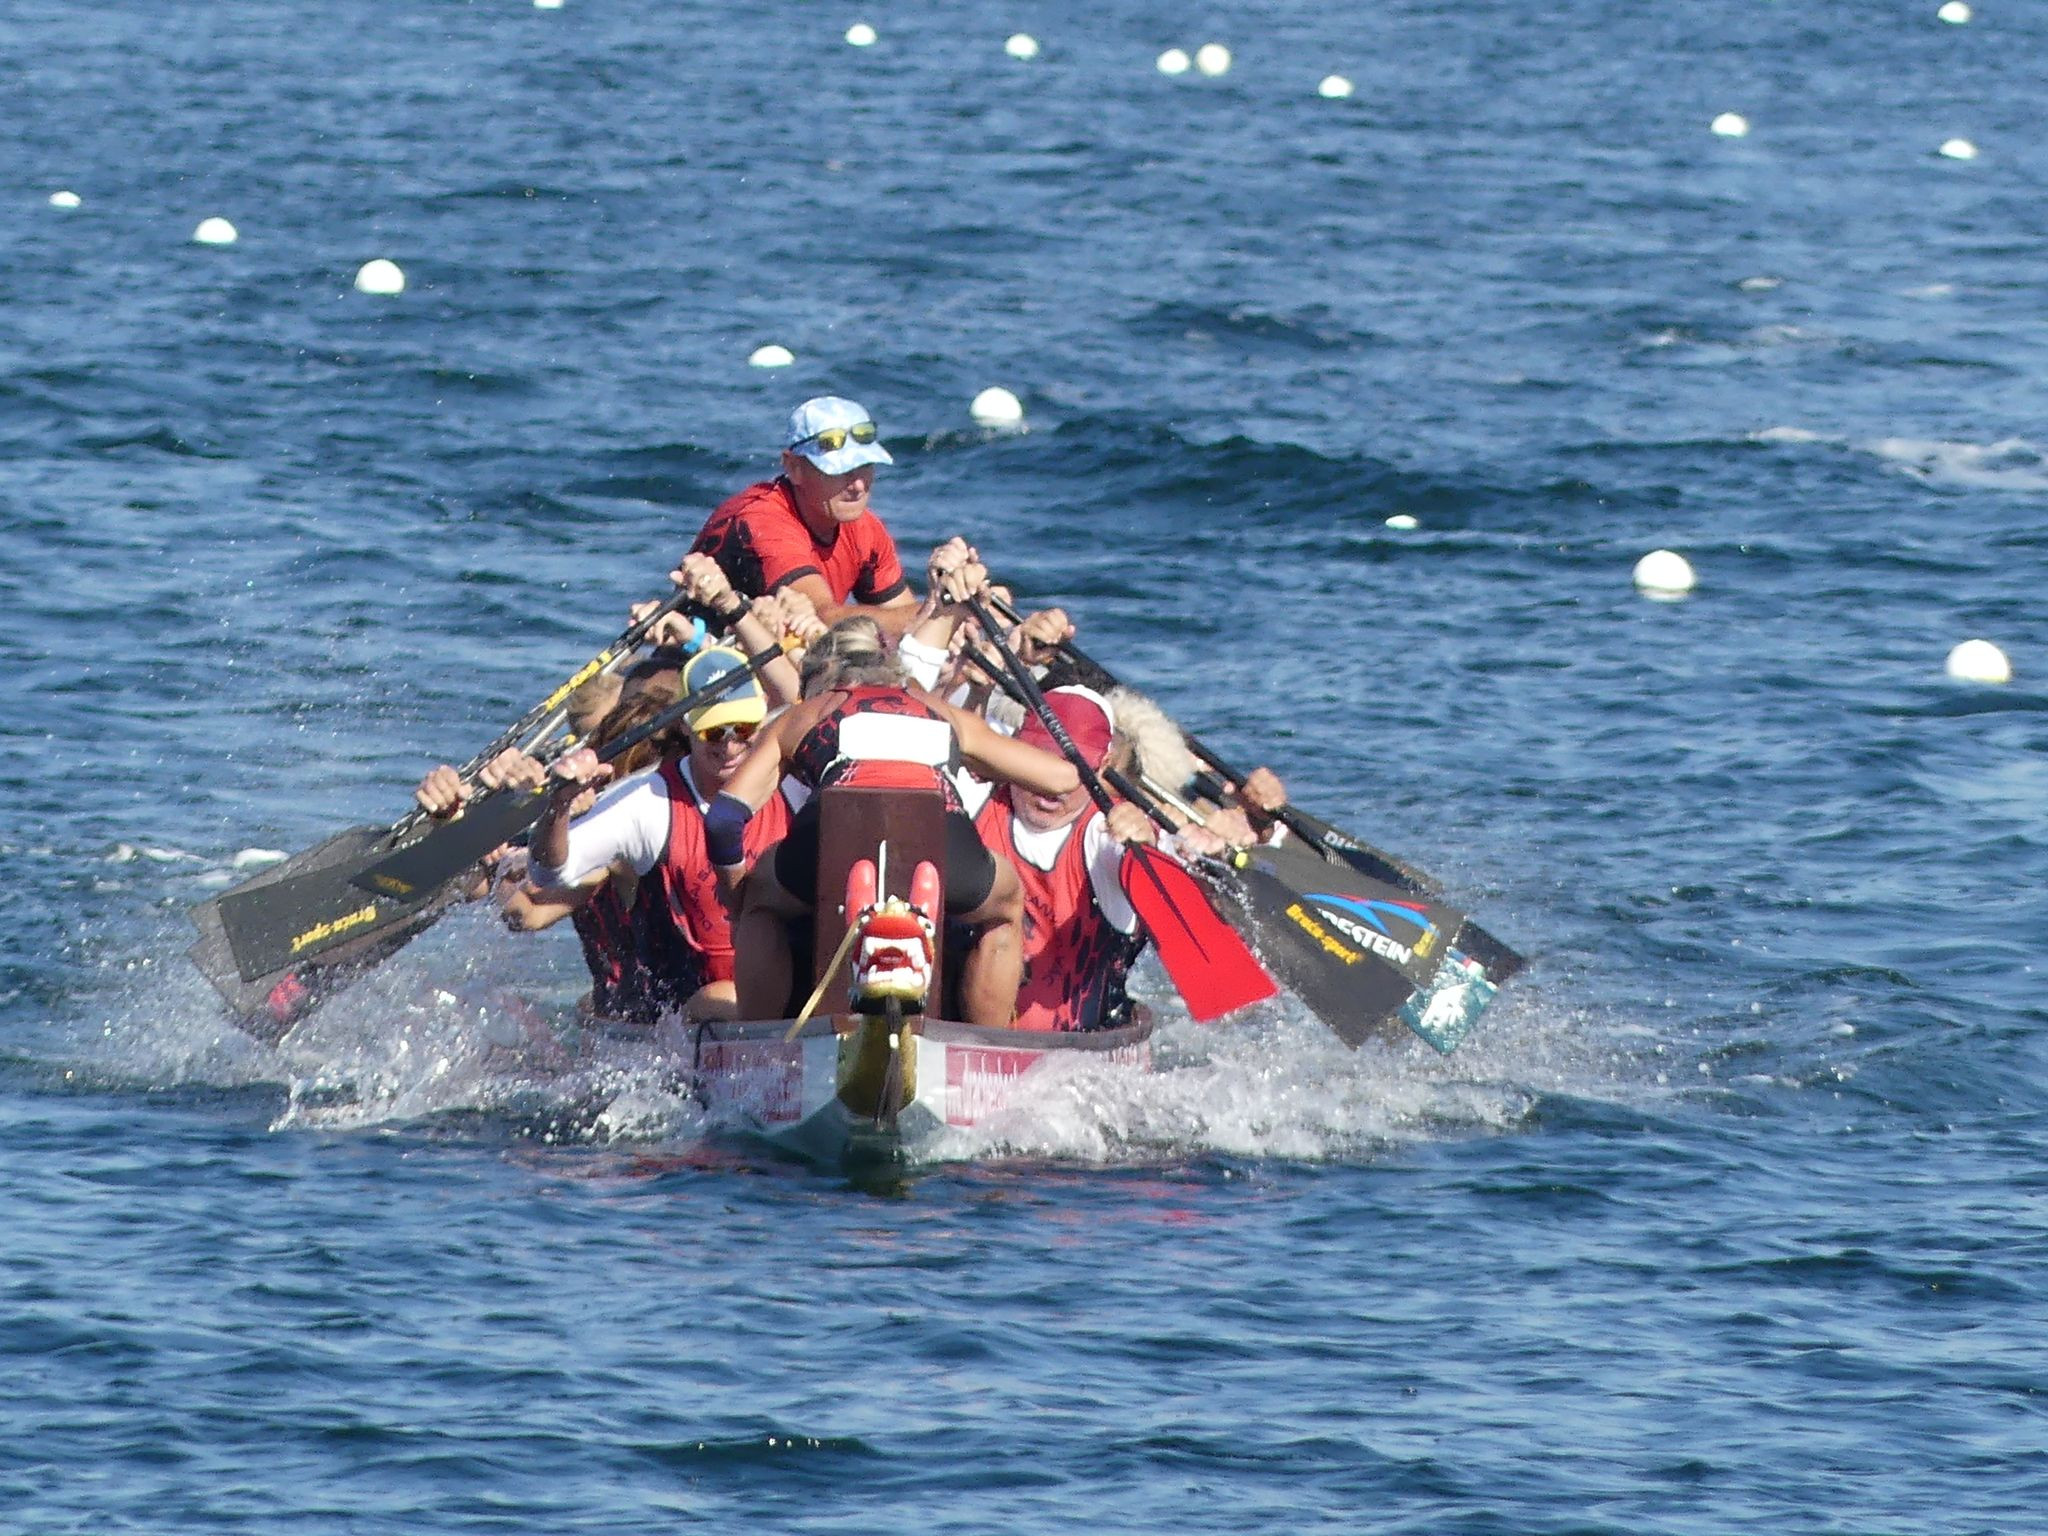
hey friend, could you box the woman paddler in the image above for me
[522,642,798,1024]
[710,615,1080,1030]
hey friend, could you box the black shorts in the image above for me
[771,800,999,917]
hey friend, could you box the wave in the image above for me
[1751,427,2048,494]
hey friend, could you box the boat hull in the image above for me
[682,1010,1154,1167]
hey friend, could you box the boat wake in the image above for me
[56,889,1631,1169]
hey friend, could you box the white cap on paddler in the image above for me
[682,646,768,735]
[785,395,894,476]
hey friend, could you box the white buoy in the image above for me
[1937,1,1972,21]
[748,344,795,369]
[48,190,82,209]
[1939,137,1978,160]
[845,22,877,46]
[1711,113,1750,138]
[1633,549,1697,598]
[1194,43,1232,76]
[192,217,238,246]
[1384,513,1419,530]
[1005,33,1039,60]
[534,0,563,8]
[1156,48,1191,75]
[354,258,406,295]
[1736,275,1783,292]
[1945,639,2010,684]
[1318,75,1354,100]
[969,386,1024,428]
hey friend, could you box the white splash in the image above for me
[1866,436,2048,492]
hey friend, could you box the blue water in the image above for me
[7,0,2048,1529]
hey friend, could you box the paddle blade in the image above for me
[190,895,456,1044]
[1279,821,1527,982]
[188,824,463,1032]
[1117,847,1279,1022]
[1208,840,1504,1052]
[349,786,547,902]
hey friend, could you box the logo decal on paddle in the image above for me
[1291,892,1437,968]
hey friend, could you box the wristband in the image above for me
[703,792,754,867]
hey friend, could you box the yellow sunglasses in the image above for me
[797,421,879,454]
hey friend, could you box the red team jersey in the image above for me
[572,758,790,1022]
[975,793,1146,1033]
[690,479,908,605]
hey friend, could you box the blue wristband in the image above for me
[703,792,753,867]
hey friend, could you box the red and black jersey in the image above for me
[975,792,1146,1033]
[689,478,908,605]
[789,685,963,810]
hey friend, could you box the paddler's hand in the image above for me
[676,552,745,624]
[546,747,615,803]
[1204,805,1258,850]
[769,588,827,646]
[414,765,467,818]
[1007,607,1074,666]
[1104,801,1157,847]
[478,748,546,795]
[1172,822,1231,860]
[927,536,977,593]
[1237,767,1287,815]
[629,597,689,646]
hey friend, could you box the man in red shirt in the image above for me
[689,396,920,634]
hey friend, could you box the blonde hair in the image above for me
[1107,687,1194,792]
[798,615,901,697]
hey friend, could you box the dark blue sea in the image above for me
[6,0,2047,1529]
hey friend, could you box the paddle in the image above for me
[1135,779,1489,1053]
[189,590,719,1016]
[985,593,1524,984]
[962,596,1279,1023]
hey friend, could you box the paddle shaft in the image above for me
[351,639,786,901]
[963,596,1118,821]
[962,596,1277,1016]
[985,593,1447,897]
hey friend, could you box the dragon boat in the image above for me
[670,776,1152,1168]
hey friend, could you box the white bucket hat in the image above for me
[785,396,894,476]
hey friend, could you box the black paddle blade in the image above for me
[189,890,456,1045]
[349,785,549,902]
[1117,847,1279,1022]
[1278,822,1527,984]
[211,860,430,985]
[190,823,462,1033]
[1203,840,1501,1053]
